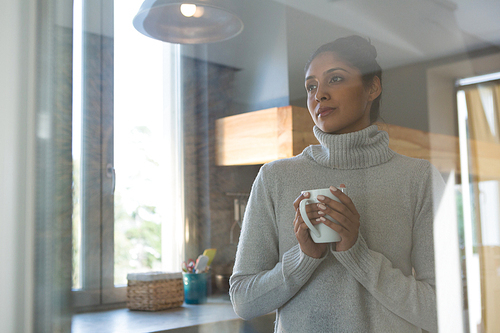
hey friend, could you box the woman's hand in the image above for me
[316,186,360,252]
[293,192,327,258]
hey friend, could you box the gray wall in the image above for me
[382,63,430,132]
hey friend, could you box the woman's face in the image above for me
[305,51,381,134]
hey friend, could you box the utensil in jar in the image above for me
[194,255,209,273]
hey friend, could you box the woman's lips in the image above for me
[317,107,335,118]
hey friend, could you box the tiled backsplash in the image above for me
[181,56,261,278]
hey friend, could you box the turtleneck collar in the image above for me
[302,125,394,169]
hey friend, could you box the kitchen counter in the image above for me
[71,296,275,333]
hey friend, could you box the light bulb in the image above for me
[180,4,197,17]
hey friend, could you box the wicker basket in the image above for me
[127,272,184,311]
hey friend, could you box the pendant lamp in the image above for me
[133,0,244,44]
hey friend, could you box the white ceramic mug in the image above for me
[299,188,344,243]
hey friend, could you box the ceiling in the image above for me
[182,0,500,108]
[277,0,500,64]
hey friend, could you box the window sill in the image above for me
[71,295,275,333]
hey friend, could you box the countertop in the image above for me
[71,296,275,333]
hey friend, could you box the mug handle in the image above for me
[299,199,321,238]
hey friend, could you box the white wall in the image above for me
[0,0,37,332]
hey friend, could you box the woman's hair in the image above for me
[305,35,382,123]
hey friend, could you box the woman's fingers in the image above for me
[294,210,312,243]
[293,186,360,253]
[329,186,360,217]
[315,212,357,235]
[293,191,309,209]
[318,188,359,219]
[313,186,360,251]
[293,208,328,258]
[317,203,357,231]
[294,209,321,236]
[293,191,323,222]
[294,208,309,232]
[315,216,345,234]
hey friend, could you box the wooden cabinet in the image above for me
[376,122,461,175]
[215,105,318,166]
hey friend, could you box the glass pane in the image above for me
[113,0,166,286]
[70,0,500,330]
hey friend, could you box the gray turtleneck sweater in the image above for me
[229,125,444,333]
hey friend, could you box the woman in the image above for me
[229,35,443,333]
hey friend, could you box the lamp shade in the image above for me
[133,0,244,44]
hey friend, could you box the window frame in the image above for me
[72,0,126,308]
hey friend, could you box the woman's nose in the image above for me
[315,86,329,102]
[316,91,328,102]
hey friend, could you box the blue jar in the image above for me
[182,272,208,304]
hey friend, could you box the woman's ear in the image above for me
[368,76,382,101]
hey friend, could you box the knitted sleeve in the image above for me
[229,164,325,320]
[332,164,444,333]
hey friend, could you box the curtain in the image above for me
[464,82,500,144]
[463,82,500,182]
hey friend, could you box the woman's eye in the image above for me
[330,76,343,83]
[306,84,317,92]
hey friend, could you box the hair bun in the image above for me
[353,36,377,60]
[367,42,377,60]
[305,35,381,75]
[340,35,377,61]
